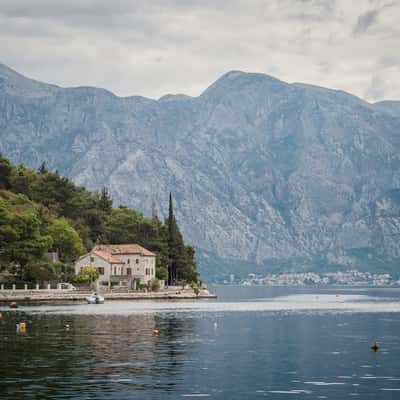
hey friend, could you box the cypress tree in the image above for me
[167,193,177,285]
[99,187,113,212]
[166,193,196,285]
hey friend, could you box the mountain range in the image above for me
[0,63,399,281]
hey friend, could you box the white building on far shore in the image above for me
[75,244,156,287]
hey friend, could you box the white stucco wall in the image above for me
[75,252,156,285]
[75,253,113,281]
[115,254,156,283]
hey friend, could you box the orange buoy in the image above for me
[371,340,379,352]
[152,328,159,337]
[16,322,26,333]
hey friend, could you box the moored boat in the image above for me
[86,293,104,304]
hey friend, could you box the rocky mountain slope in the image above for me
[1,63,399,280]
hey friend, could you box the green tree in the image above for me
[104,206,145,244]
[166,193,194,284]
[47,217,86,261]
[23,260,56,284]
[0,154,12,189]
[9,165,36,197]
[38,161,48,174]
[156,266,168,281]
[0,196,52,274]
[98,186,113,212]
[147,278,160,292]
[72,266,99,284]
[183,244,199,282]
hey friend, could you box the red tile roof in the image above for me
[93,244,156,257]
[92,249,124,264]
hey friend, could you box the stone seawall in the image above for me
[0,289,217,303]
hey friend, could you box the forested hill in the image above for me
[0,155,198,283]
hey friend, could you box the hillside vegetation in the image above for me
[0,155,198,284]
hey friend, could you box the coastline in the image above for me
[0,289,217,303]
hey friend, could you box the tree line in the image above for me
[0,155,198,285]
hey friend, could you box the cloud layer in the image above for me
[0,0,399,102]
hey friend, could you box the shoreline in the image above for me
[0,289,217,303]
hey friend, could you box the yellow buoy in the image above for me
[16,322,26,333]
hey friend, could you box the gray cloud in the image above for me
[0,0,399,102]
[353,2,397,34]
[353,9,380,34]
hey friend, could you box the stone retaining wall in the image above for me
[0,289,216,302]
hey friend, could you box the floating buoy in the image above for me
[9,302,18,309]
[371,340,379,352]
[152,328,159,336]
[65,324,70,330]
[16,322,26,333]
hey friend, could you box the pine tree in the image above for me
[0,154,12,189]
[38,162,48,174]
[99,187,113,212]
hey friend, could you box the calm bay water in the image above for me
[1,286,400,399]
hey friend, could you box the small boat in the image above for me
[9,302,18,309]
[86,293,104,304]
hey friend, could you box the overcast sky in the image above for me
[0,0,399,102]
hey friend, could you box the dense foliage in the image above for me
[166,193,198,285]
[0,155,198,283]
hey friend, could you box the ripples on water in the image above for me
[1,287,400,399]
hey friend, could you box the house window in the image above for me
[127,259,130,264]
[98,267,104,275]
[127,268,131,275]
[113,266,117,275]
[90,256,94,262]
[136,259,139,264]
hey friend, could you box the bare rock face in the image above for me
[1,64,399,278]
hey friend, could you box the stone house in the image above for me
[75,244,156,287]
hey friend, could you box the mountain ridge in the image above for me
[3,62,397,105]
[0,62,399,281]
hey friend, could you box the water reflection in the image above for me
[1,287,400,399]
[0,311,196,399]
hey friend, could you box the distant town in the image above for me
[233,270,400,287]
